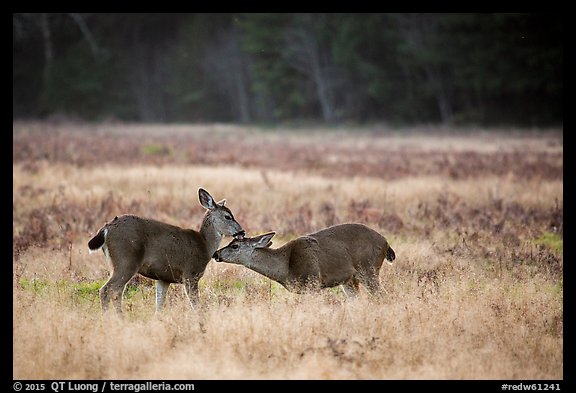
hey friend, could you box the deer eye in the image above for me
[231,244,239,250]
[224,215,232,220]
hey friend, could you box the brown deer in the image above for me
[88,188,245,313]
[213,223,395,296]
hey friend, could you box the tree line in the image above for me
[13,13,563,126]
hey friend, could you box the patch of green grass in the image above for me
[205,278,247,294]
[19,277,149,306]
[70,279,107,303]
[71,280,145,304]
[142,143,171,156]
[201,276,290,301]
[533,232,563,253]
[552,278,563,296]
[72,279,106,296]
[19,277,49,294]
[124,283,142,299]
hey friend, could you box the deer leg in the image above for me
[358,268,383,299]
[342,276,360,297]
[100,272,133,314]
[183,277,200,309]
[155,280,171,313]
[364,277,382,297]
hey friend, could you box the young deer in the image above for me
[213,223,395,296]
[88,188,245,313]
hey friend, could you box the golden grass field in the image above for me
[13,121,563,380]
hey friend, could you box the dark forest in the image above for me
[13,13,563,126]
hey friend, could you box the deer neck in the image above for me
[199,212,224,260]
[245,248,289,284]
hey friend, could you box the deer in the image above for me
[212,223,395,297]
[87,188,245,314]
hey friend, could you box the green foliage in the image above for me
[142,143,171,156]
[19,277,50,294]
[205,278,246,294]
[69,279,107,303]
[13,13,562,125]
[533,232,563,253]
[19,277,146,306]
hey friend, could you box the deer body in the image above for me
[213,223,395,296]
[88,188,244,313]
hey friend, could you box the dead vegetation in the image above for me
[13,122,563,379]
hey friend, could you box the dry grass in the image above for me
[13,122,563,380]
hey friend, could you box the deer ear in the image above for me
[217,199,227,206]
[198,188,216,210]
[253,232,275,249]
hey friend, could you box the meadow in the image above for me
[13,121,563,379]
